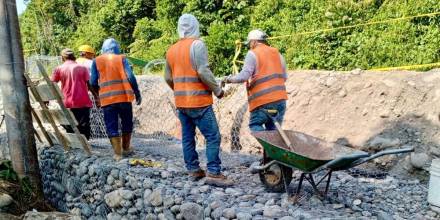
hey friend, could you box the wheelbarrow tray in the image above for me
[253,130,365,172]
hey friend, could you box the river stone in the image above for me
[145,213,158,220]
[171,205,181,214]
[143,178,154,189]
[222,208,236,219]
[263,205,287,218]
[148,188,163,206]
[0,193,13,208]
[211,207,224,219]
[377,211,393,220]
[410,153,429,169]
[236,212,252,220]
[79,203,92,217]
[180,202,203,220]
[23,211,80,220]
[121,189,134,200]
[353,199,362,206]
[104,190,123,208]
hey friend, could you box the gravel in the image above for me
[37,138,435,219]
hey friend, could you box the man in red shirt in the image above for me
[51,48,93,139]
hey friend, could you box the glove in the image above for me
[135,93,142,105]
[216,90,225,99]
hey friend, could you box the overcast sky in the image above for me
[17,0,26,15]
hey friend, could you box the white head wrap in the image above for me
[177,14,200,39]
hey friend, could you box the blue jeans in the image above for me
[249,100,286,132]
[103,102,133,137]
[177,105,221,175]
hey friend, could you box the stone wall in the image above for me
[38,143,211,220]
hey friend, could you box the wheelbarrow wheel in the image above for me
[259,159,293,193]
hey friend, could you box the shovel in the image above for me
[264,109,295,152]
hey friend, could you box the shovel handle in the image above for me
[263,109,295,152]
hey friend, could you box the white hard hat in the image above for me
[246,29,267,44]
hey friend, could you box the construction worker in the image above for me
[223,29,288,132]
[90,38,141,161]
[165,14,232,186]
[76,45,95,72]
[51,48,93,139]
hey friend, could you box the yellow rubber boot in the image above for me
[110,137,122,161]
[122,133,133,156]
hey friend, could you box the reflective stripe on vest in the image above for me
[95,54,135,106]
[247,44,288,111]
[166,38,213,108]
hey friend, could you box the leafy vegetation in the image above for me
[20,0,440,75]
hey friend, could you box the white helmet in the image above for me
[246,29,267,44]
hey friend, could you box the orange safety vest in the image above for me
[166,38,213,108]
[95,54,134,107]
[247,44,288,111]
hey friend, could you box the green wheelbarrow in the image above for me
[251,110,414,200]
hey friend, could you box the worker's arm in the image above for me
[191,40,223,97]
[280,53,287,79]
[89,60,101,107]
[90,60,100,95]
[164,60,174,89]
[122,58,141,105]
[225,51,256,83]
[51,67,60,82]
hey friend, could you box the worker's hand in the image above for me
[220,76,230,88]
[216,90,225,99]
[95,100,101,108]
[135,94,142,105]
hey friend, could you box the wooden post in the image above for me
[0,0,43,199]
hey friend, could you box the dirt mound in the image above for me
[134,69,440,173]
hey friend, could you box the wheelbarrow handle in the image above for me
[351,147,414,167]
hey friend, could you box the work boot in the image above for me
[188,169,206,180]
[110,137,122,161]
[205,173,233,187]
[122,133,133,157]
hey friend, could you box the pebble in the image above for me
[236,212,252,220]
[222,208,236,219]
[263,205,287,218]
[410,153,429,169]
[148,188,163,206]
[353,199,362,206]
[180,202,203,220]
[120,190,134,200]
[104,190,123,208]
[0,193,13,208]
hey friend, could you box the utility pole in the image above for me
[0,0,43,199]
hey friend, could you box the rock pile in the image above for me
[38,138,437,219]
[132,70,440,177]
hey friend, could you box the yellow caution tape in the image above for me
[267,11,440,40]
[371,62,440,71]
[232,11,440,72]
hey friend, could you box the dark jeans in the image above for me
[249,100,286,132]
[62,107,91,140]
[178,105,222,175]
[102,102,133,138]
